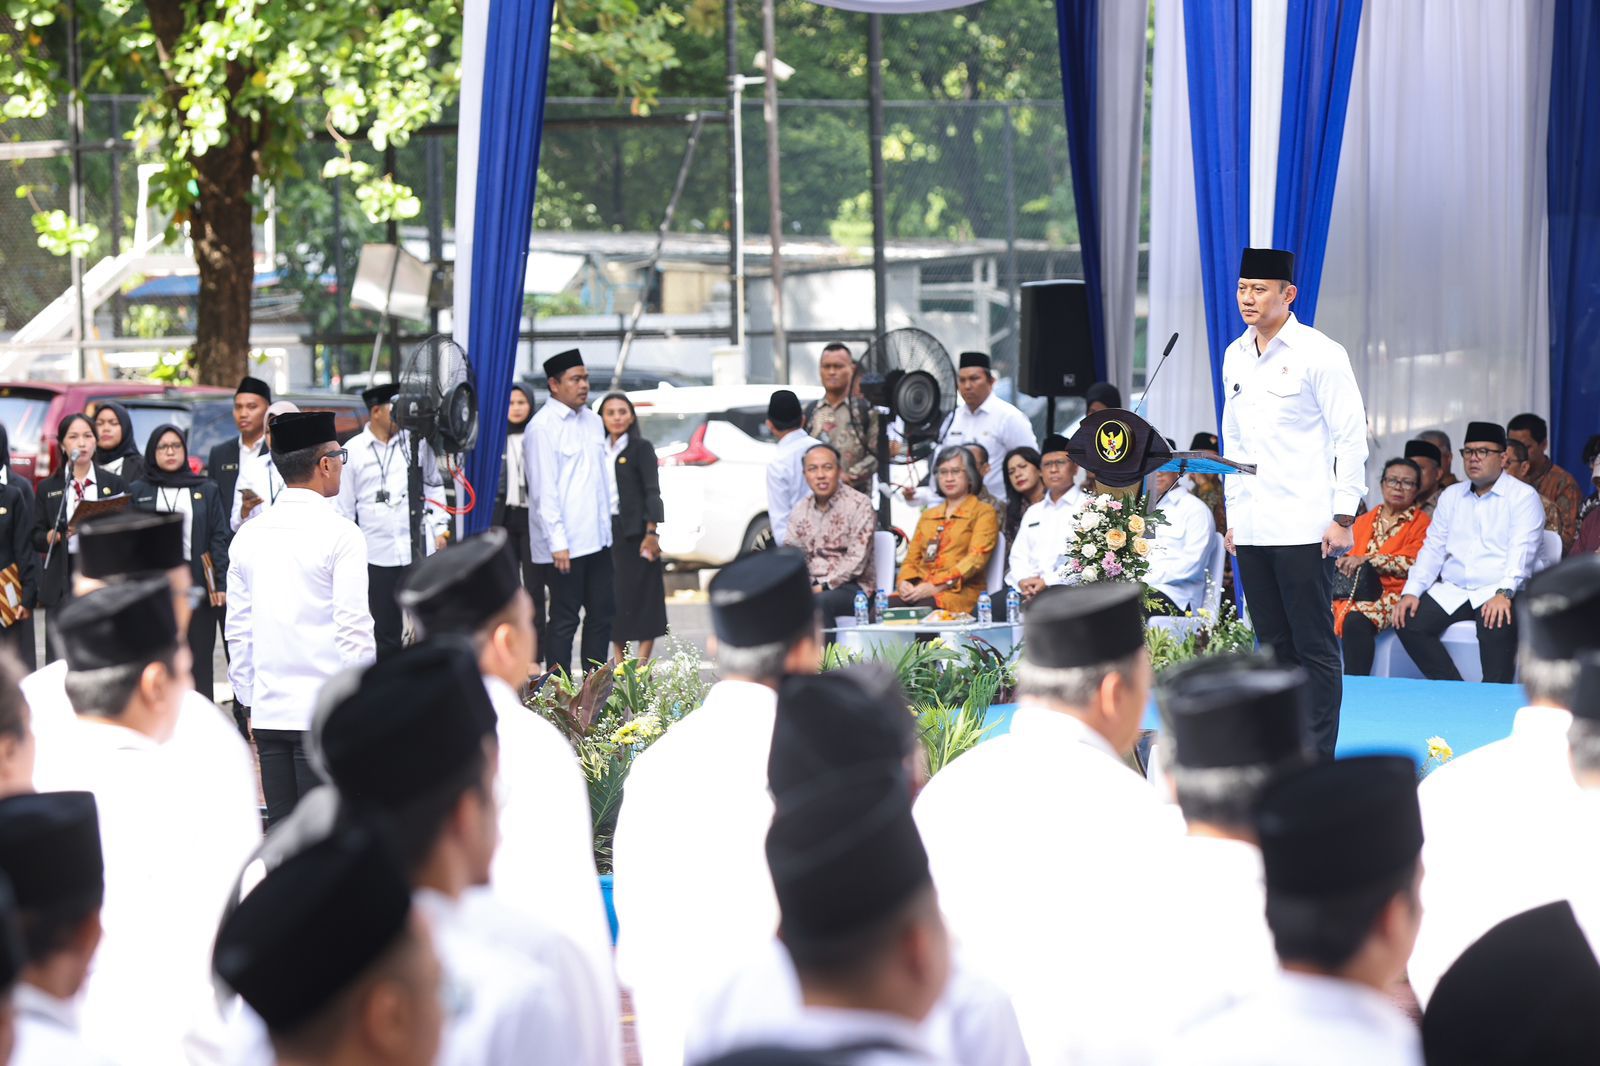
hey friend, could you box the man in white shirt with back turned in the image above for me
[335,383,448,659]
[527,349,615,677]
[906,352,1034,505]
[1222,247,1368,757]
[1005,433,1082,598]
[1394,420,1544,684]
[765,390,820,547]
[227,410,374,828]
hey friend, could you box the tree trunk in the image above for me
[190,138,256,386]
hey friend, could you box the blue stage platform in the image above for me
[981,675,1525,764]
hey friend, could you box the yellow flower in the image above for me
[1426,736,1453,762]
[1133,538,1150,557]
[1127,514,1146,535]
[1105,529,1128,550]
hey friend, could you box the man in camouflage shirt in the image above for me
[805,343,880,494]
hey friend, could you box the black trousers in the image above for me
[820,585,866,644]
[1340,612,1380,676]
[500,509,549,661]
[1236,544,1342,757]
[546,549,615,677]
[188,599,219,701]
[369,564,408,659]
[255,729,319,829]
[1396,594,1518,683]
[0,615,35,672]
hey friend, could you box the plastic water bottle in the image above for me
[875,588,888,623]
[1006,587,1022,624]
[854,590,870,627]
[977,592,993,625]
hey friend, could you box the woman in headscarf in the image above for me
[91,400,147,483]
[0,422,38,669]
[493,383,546,671]
[128,424,230,699]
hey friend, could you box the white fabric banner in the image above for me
[1145,0,1215,446]
[1317,0,1554,490]
[1097,0,1149,405]
[451,0,491,348]
[1248,0,1288,244]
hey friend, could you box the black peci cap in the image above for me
[78,511,184,580]
[1039,434,1071,456]
[1189,432,1219,452]
[1239,247,1295,283]
[398,529,520,638]
[269,411,337,455]
[767,390,803,426]
[1518,556,1600,662]
[1085,382,1122,409]
[1158,654,1311,769]
[1257,755,1422,897]
[769,667,917,801]
[709,549,816,650]
[0,791,103,910]
[235,376,271,401]
[55,578,177,671]
[1464,421,1508,449]
[958,352,991,371]
[362,384,399,409]
[1404,439,1443,466]
[542,349,583,379]
[1023,583,1146,670]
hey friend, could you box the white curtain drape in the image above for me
[1317,0,1554,489]
[1249,0,1288,244]
[1097,0,1150,402]
[1145,0,1215,445]
[451,0,491,347]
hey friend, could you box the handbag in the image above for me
[0,564,21,628]
[1331,561,1382,602]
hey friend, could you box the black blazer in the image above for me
[128,479,230,594]
[32,466,129,606]
[611,434,664,541]
[492,429,529,528]
[206,438,264,519]
[0,477,39,610]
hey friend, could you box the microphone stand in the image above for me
[42,451,79,574]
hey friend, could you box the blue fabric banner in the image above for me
[1182,0,1251,421]
[463,0,555,535]
[1055,0,1108,384]
[1548,0,1600,483]
[1271,0,1362,327]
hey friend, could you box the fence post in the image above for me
[1003,102,1019,366]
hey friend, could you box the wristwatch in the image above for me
[1333,514,1356,528]
[1495,587,1513,599]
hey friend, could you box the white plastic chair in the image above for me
[1202,532,1226,616]
[1536,529,1562,572]
[985,531,1007,595]
[873,530,895,595]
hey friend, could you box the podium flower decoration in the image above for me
[1056,491,1165,586]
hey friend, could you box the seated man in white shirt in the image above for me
[1146,456,1220,615]
[1168,756,1425,1066]
[1005,434,1081,598]
[230,400,300,531]
[765,391,820,547]
[1394,421,1545,683]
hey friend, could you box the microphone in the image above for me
[67,446,80,464]
[1133,333,1180,418]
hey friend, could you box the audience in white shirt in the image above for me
[1005,434,1082,597]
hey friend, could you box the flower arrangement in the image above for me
[1421,735,1454,778]
[1144,602,1256,674]
[1056,491,1166,586]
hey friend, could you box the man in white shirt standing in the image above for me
[765,390,820,547]
[230,400,300,531]
[1005,433,1082,597]
[1166,756,1425,1066]
[1222,247,1368,757]
[1146,456,1221,615]
[227,411,374,827]
[528,350,615,677]
[906,352,1035,505]
[335,383,448,659]
[1394,421,1545,683]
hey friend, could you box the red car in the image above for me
[0,382,170,486]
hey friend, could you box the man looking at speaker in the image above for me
[803,343,879,495]
[1221,248,1368,758]
[904,352,1034,506]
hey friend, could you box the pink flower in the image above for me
[1104,558,1123,577]
[1107,499,1123,511]
[1104,550,1117,566]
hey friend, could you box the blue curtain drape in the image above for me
[463,0,555,535]
[1182,0,1251,422]
[1271,0,1362,326]
[1055,0,1108,385]
[1548,0,1600,483]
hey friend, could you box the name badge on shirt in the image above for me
[101,486,112,496]
[618,456,627,465]
[194,491,204,500]
[221,462,238,473]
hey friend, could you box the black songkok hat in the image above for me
[1084,382,1122,409]
[1157,653,1311,769]
[767,390,803,426]
[1464,421,1507,448]
[1517,555,1600,661]
[709,549,815,649]
[542,349,583,379]
[1039,434,1072,456]
[0,791,103,909]
[269,411,337,455]
[767,763,930,949]
[1256,755,1421,897]
[0,875,23,990]
[958,352,991,371]
[769,667,917,801]
[78,511,184,580]
[235,376,272,401]
[313,638,497,808]
[56,578,177,671]
[1189,432,1219,453]
[1566,652,1600,722]
[213,825,413,1032]
[1023,583,1145,669]
[1239,247,1295,283]
[362,383,399,409]
[398,528,519,637]
[1404,438,1443,466]
[1422,901,1600,1064]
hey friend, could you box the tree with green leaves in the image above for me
[1,0,680,384]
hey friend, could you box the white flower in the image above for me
[1081,542,1097,558]
[1079,510,1102,530]
[1081,565,1098,581]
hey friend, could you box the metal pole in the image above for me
[67,7,86,379]
[384,143,402,382]
[109,96,124,339]
[426,136,445,335]
[331,175,345,386]
[762,0,786,382]
[726,0,746,354]
[868,14,888,342]
[1003,103,1019,365]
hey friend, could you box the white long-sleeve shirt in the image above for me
[1005,487,1083,588]
[1221,313,1368,545]
[529,400,614,561]
[767,430,821,546]
[229,452,284,532]
[1146,482,1217,612]
[225,487,374,730]
[13,982,111,1066]
[913,393,1037,505]
[1401,473,1544,612]
[333,427,447,567]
